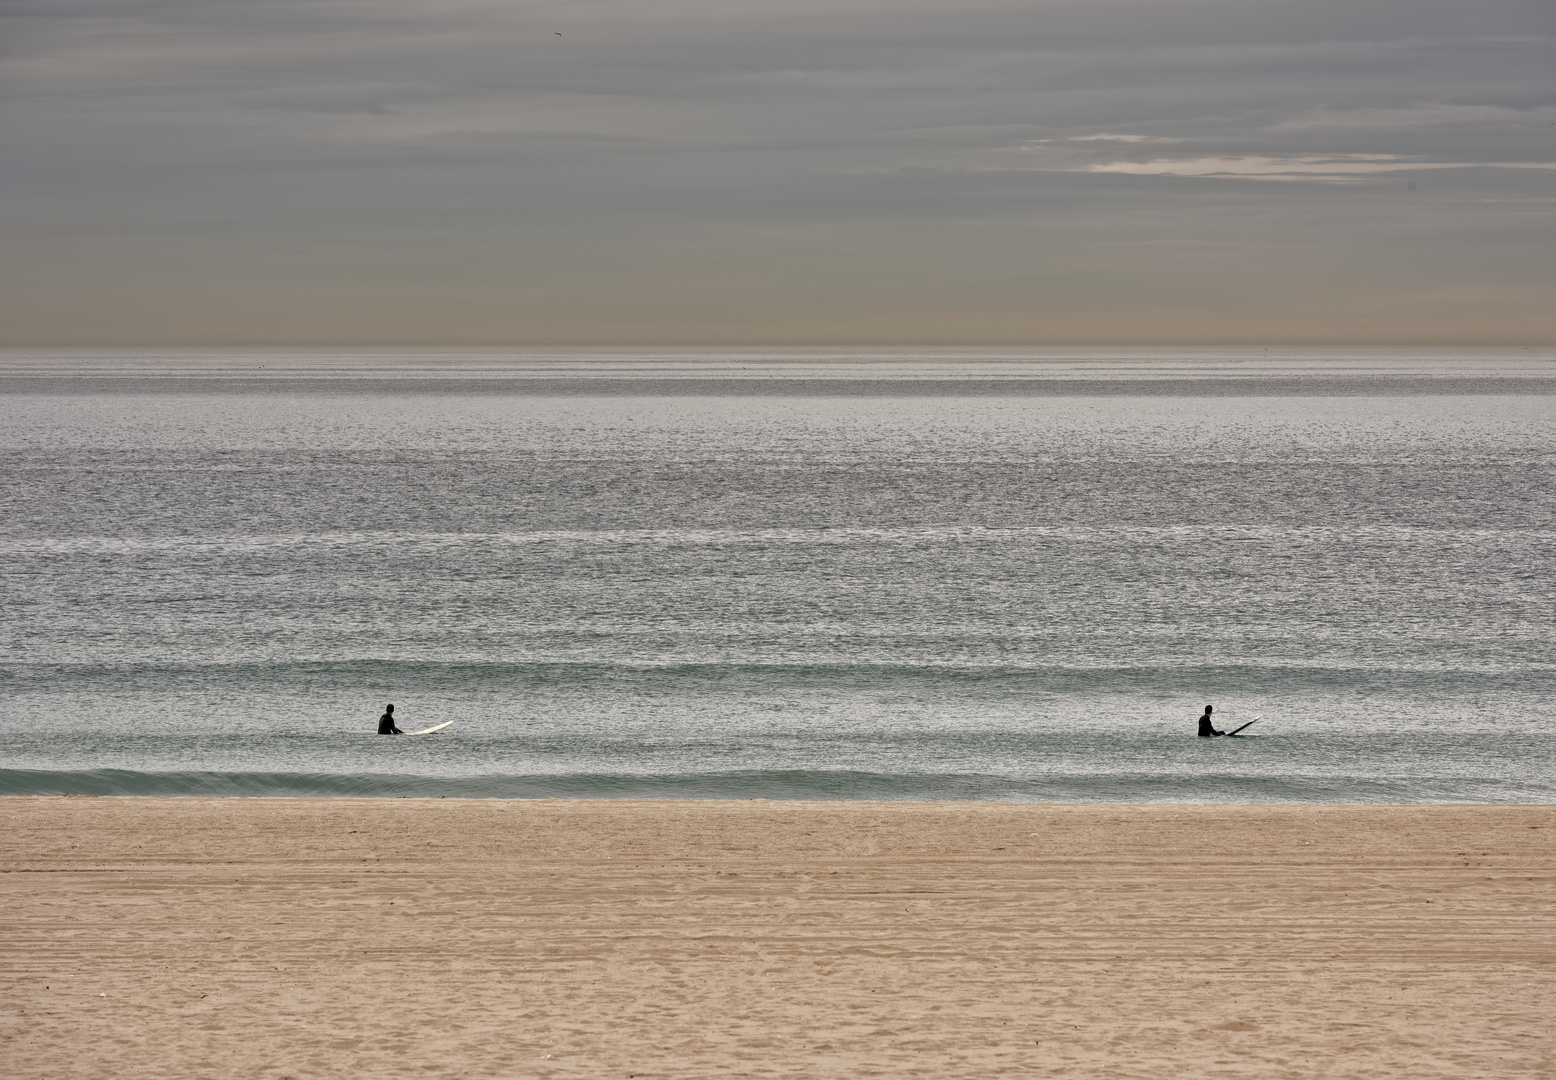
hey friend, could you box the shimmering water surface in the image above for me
[3,349,1553,800]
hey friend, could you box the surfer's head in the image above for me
[1203,705,1212,714]
[385,703,394,713]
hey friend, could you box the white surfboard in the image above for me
[1226,717,1260,736]
[408,721,454,735]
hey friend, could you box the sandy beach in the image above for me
[2,799,1552,1078]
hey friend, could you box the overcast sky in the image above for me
[2,0,1553,344]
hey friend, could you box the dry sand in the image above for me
[2,799,1552,1079]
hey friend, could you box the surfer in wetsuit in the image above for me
[1198,704,1224,737]
[378,704,403,735]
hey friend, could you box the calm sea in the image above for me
[3,348,1553,801]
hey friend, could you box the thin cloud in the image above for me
[1271,104,1556,130]
[1067,134,1188,143]
[1089,154,1556,179]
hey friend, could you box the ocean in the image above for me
[3,347,1553,801]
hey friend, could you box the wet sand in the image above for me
[2,799,1552,1078]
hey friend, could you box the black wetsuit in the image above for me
[378,712,401,735]
[1198,714,1223,737]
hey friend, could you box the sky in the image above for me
[1,0,1553,345]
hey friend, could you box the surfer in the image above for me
[378,704,403,735]
[1197,705,1224,737]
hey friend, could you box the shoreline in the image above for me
[6,768,1551,804]
[4,799,1552,1077]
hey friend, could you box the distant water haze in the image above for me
[4,345,1554,382]
[1,350,1553,800]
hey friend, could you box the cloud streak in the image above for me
[1088,155,1556,180]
